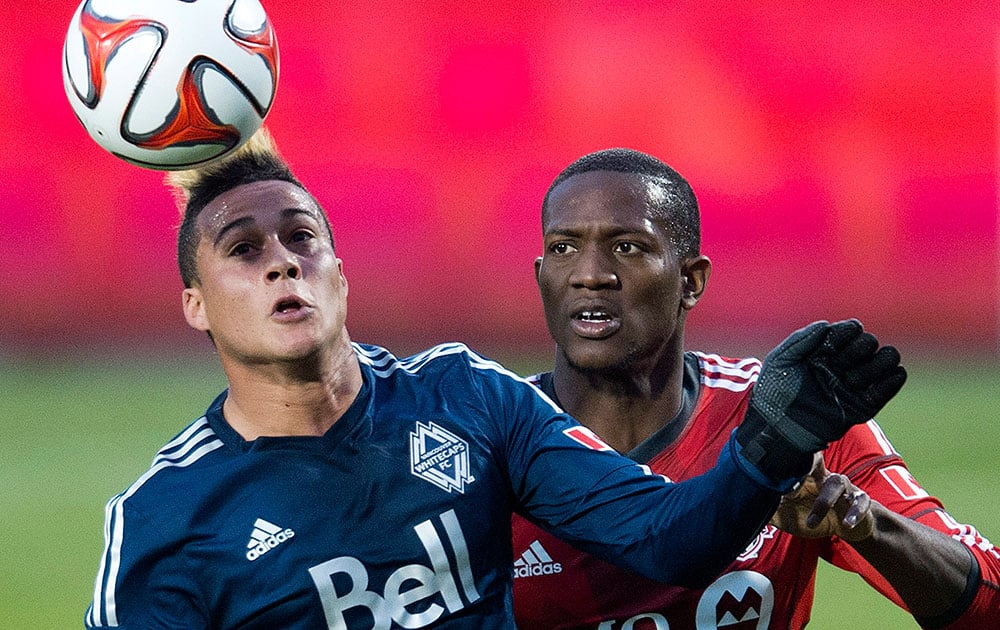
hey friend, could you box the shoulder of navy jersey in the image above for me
[107,342,552,516]
[354,341,562,413]
[354,341,517,380]
[87,404,229,628]
[109,404,228,515]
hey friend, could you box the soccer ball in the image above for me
[62,0,279,170]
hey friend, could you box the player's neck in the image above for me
[552,353,685,453]
[219,342,363,440]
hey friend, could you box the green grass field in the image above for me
[2,355,997,628]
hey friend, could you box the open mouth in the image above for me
[571,310,620,338]
[576,311,612,323]
[274,298,304,314]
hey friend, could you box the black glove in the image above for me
[813,320,907,425]
[735,319,907,488]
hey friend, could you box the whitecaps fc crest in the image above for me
[410,421,475,493]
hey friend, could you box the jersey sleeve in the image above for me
[85,492,207,628]
[467,353,782,588]
[823,421,1000,628]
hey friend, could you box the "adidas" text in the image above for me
[512,540,562,579]
[246,527,295,561]
[513,562,562,578]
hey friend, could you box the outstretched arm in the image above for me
[772,458,977,625]
[848,503,974,623]
[510,320,907,587]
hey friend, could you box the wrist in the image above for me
[733,408,816,489]
[728,431,808,494]
[842,502,890,547]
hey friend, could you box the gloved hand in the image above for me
[735,319,907,489]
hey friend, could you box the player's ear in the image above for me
[533,256,543,284]
[182,286,210,332]
[680,255,711,310]
[336,258,348,297]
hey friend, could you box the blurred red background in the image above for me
[2,1,997,359]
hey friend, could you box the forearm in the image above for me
[847,502,974,622]
[552,438,781,587]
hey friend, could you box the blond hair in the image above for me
[172,126,320,287]
[166,126,284,214]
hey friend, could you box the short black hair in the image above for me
[169,128,333,288]
[543,148,701,258]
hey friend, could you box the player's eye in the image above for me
[549,242,577,255]
[290,229,315,243]
[614,241,641,255]
[228,242,255,257]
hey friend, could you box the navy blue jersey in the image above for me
[86,343,779,629]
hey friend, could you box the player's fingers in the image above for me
[805,472,848,528]
[842,487,871,529]
[768,320,831,364]
[858,364,907,411]
[841,345,902,389]
[815,472,849,508]
[807,455,829,480]
[827,330,878,372]
[819,319,864,357]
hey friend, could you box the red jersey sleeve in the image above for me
[823,421,1000,628]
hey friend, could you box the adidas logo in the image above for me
[513,540,562,578]
[245,518,295,561]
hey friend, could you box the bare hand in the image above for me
[770,457,874,542]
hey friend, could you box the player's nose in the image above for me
[265,245,301,282]
[569,247,617,289]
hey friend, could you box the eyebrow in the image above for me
[545,225,651,239]
[212,207,319,247]
[213,216,256,247]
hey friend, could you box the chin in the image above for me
[264,335,325,362]
[565,339,645,375]
[565,351,631,375]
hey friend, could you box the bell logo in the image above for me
[308,509,480,628]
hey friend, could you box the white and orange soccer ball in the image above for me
[62,0,279,170]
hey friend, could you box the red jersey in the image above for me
[513,352,1000,629]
